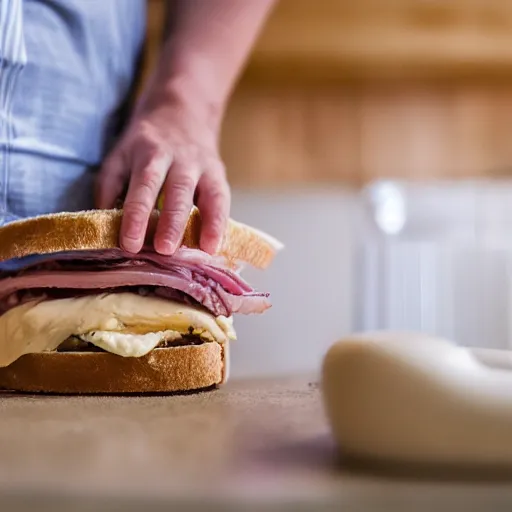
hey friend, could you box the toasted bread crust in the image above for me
[0,343,226,394]
[0,208,282,269]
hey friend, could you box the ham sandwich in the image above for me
[0,208,283,393]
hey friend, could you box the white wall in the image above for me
[229,187,357,378]
[228,182,512,378]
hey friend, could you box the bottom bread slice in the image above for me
[0,342,227,394]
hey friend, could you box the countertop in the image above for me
[0,376,512,511]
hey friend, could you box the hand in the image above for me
[96,96,230,256]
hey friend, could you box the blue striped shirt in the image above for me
[0,0,146,224]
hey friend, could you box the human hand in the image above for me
[96,94,230,256]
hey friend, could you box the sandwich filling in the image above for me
[0,247,269,367]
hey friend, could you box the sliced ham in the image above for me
[0,248,271,318]
[0,248,252,293]
[0,247,236,273]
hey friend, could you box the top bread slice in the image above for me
[0,207,283,269]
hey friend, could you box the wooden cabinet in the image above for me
[222,84,512,188]
[241,0,512,84]
[144,0,512,187]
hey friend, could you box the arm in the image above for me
[139,0,275,125]
[97,0,276,255]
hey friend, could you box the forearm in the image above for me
[135,0,276,127]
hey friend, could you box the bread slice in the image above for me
[0,207,283,269]
[0,342,228,394]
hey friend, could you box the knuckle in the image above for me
[139,165,162,191]
[162,202,190,222]
[208,213,225,234]
[136,120,156,141]
[175,144,200,163]
[124,200,150,218]
[159,209,189,243]
[209,186,228,206]
[176,154,201,173]
[206,176,230,203]
[199,196,227,230]
[134,124,166,154]
[139,143,165,166]
[135,182,156,205]
[129,185,155,212]
[171,175,196,196]
[162,224,182,244]
[203,155,226,176]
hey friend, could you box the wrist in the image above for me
[134,46,228,132]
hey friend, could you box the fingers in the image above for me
[195,166,231,255]
[95,151,127,209]
[98,127,229,257]
[120,150,172,253]
[154,162,200,255]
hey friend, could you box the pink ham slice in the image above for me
[0,248,254,294]
[0,248,271,317]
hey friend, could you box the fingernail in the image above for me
[154,236,174,255]
[121,239,139,253]
[121,225,142,253]
[163,241,174,254]
[161,244,174,256]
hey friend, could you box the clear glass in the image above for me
[354,179,512,349]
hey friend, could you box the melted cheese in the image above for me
[0,293,236,367]
[80,330,183,357]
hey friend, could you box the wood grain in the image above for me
[244,0,512,84]
[222,84,512,187]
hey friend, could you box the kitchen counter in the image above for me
[0,376,511,511]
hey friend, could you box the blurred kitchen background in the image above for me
[147,0,512,377]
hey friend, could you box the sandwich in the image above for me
[0,207,282,394]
